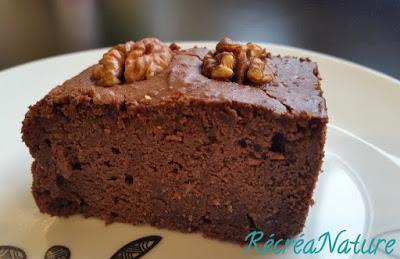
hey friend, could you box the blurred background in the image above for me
[0,0,399,79]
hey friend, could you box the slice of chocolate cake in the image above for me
[22,37,327,243]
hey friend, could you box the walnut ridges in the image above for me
[202,37,274,85]
[124,38,172,83]
[92,38,174,87]
[92,41,134,87]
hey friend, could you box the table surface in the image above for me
[1,0,399,80]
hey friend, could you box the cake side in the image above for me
[23,98,326,243]
[22,38,327,243]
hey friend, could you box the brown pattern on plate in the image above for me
[44,245,71,259]
[110,235,162,259]
[1,235,161,258]
[0,246,26,259]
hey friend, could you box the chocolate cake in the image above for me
[22,37,327,243]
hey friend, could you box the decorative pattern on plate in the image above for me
[110,235,162,259]
[0,246,26,259]
[1,235,161,258]
[44,245,71,259]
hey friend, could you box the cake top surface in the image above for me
[46,38,327,119]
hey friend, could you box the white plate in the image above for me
[0,42,399,259]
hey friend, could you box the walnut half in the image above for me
[201,37,274,86]
[92,41,134,87]
[92,38,174,87]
